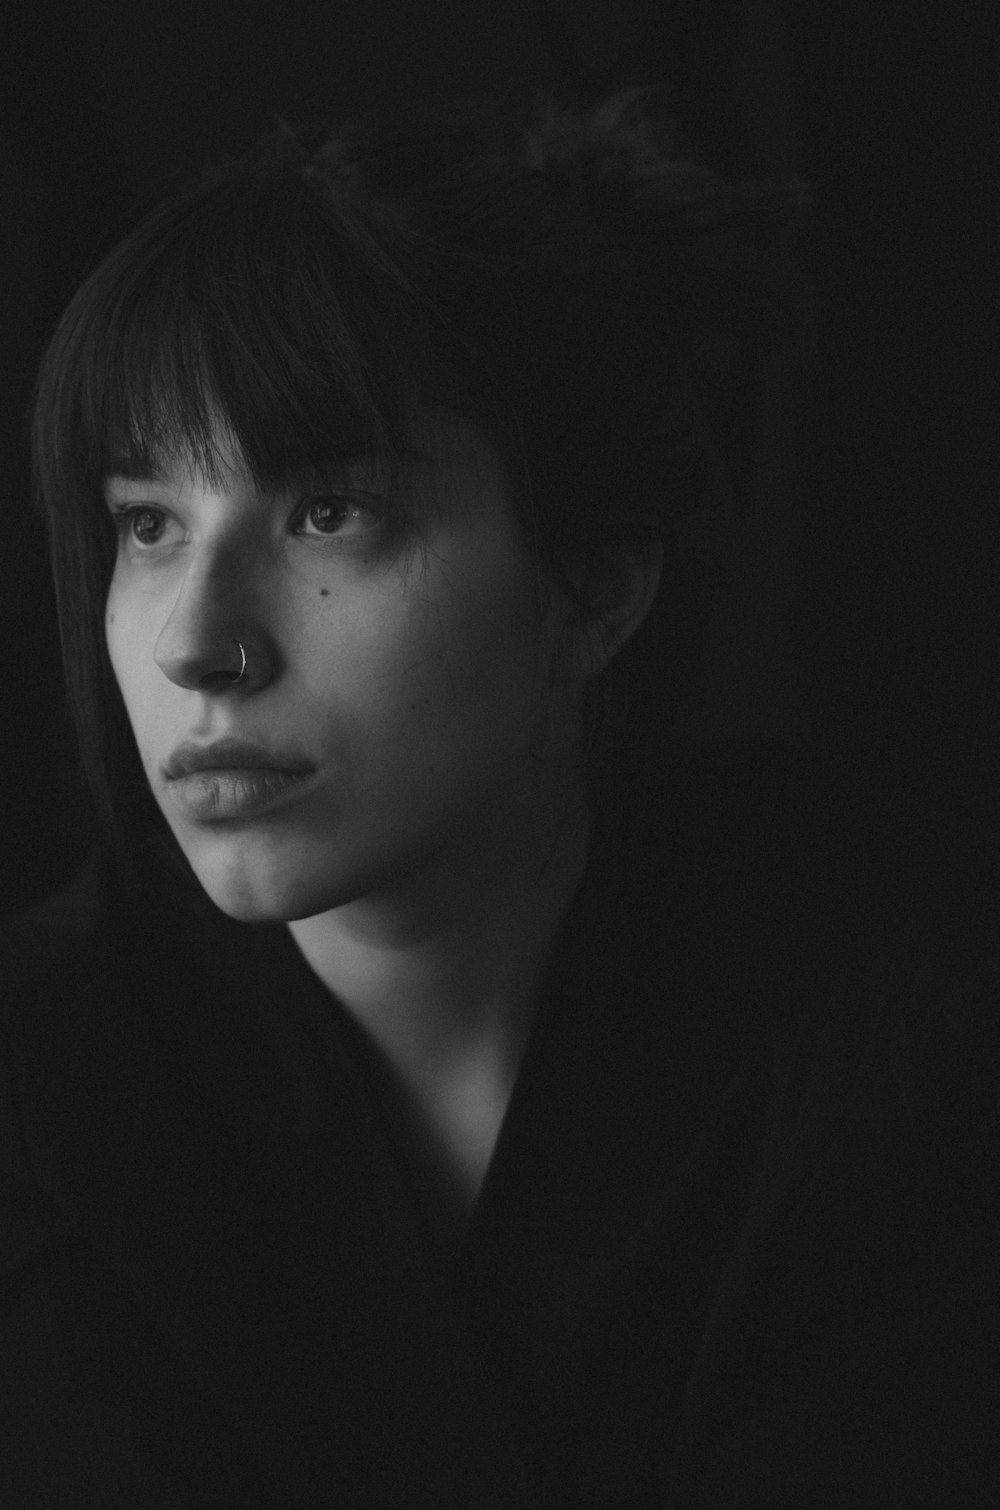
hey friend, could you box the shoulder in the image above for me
[0,854,120,1277]
[597,737,982,982]
[0,851,129,1107]
[673,745,1000,1250]
[655,737,965,898]
[0,845,286,1305]
[631,749,1000,1504]
[0,841,309,1212]
[596,739,998,1171]
[0,849,179,1258]
[1,849,108,987]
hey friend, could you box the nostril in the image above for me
[155,637,258,692]
[199,669,245,693]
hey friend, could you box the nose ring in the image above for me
[227,640,247,685]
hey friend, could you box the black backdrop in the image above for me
[1,1,996,915]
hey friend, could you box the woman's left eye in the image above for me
[293,493,384,541]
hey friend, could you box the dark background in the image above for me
[1,1,996,916]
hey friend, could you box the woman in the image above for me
[2,93,996,1507]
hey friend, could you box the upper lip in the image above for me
[163,738,316,780]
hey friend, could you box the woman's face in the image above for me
[104,412,587,923]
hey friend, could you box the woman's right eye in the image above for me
[110,505,171,548]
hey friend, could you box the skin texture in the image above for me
[105,411,590,934]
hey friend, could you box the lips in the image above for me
[163,738,315,781]
[162,739,318,821]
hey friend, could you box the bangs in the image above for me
[30,159,463,850]
[42,169,436,499]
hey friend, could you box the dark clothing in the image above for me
[1,743,997,1507]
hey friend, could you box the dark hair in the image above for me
[32,88,811,852]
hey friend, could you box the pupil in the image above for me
[134,509,162,543]
[311,497,348,531]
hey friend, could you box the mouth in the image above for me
[163,738,316,780]
[163,739,317,821]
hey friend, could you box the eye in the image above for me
[293,493,384,541]
[110,504,173,548]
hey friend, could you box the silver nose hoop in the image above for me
[228,640,247,685]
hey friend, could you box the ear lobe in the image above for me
[571,542,664,677]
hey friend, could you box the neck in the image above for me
[287,782,590,1074]
[286,779,591,1254]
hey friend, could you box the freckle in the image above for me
[320,588,329,597]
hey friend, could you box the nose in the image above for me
[153,546,275,693]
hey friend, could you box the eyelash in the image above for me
[290,492,387,541]
[108,492,388,551]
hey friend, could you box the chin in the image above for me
[204,887,298,925]
[184,843,346,925]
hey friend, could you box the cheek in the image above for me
[104,596,132,704]
[104,591,163,761]
[309,556,552,752]
[397,566,556,754]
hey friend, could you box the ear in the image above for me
[569,542,664,677]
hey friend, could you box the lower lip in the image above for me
[167,768,317,821]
